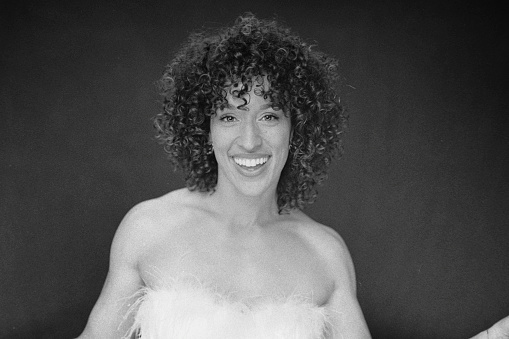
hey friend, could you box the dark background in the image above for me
[1,0,508,338]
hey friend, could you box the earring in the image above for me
[206,143,214,155]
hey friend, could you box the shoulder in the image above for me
[110,188,199,264]
[286,212,370,337]
[288,210,350,258]
[288,210,356,291]
[118,188,198,231]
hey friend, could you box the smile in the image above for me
[233,156,269,168]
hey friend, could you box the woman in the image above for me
[77,13,507,339]
[78,13,369,338]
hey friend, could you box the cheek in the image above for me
[210,127,233,151]
[278,123,292,147]
[209,122,221,145]
[271,130,291,154]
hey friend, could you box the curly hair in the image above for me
[154,13,347,212]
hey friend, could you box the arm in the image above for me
[321,228,371,339]
[470,316,509,339]
[76,204,149,339]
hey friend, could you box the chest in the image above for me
[138,227,333,305]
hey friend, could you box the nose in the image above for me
[238,119,262,151]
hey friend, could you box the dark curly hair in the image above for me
[154,13,347,212]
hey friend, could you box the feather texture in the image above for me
[123,278,330,339]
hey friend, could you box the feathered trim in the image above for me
[122,278,330,339]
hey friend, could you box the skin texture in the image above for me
[77,87,371,338]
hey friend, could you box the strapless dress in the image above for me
[122,278,330,339]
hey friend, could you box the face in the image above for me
[209,82,292,198]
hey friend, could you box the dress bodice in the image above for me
[123,278,330,339]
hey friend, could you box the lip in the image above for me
[231,155,271,175]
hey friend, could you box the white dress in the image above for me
[123,278,330,339]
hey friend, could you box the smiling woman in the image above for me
[153,13,347,213]
[73,12,508,339]
[76,13,370,339]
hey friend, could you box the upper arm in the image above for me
[320,228,371,339]
[77,202,153,339]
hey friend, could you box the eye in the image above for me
[261,113,279,121]
[219,115,237,123]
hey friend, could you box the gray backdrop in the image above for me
[1,0,508,338]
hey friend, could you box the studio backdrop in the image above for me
[1,1,508,338]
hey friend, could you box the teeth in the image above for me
[233,157,269,167]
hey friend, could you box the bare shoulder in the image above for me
[111,188,196,263]
[288,210,356,289]
[119,188,196,229]
[288,210,350,260]
[287,211,371,337]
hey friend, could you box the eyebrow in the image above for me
[221,102,275,111]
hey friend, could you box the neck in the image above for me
[208,183,280,232]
